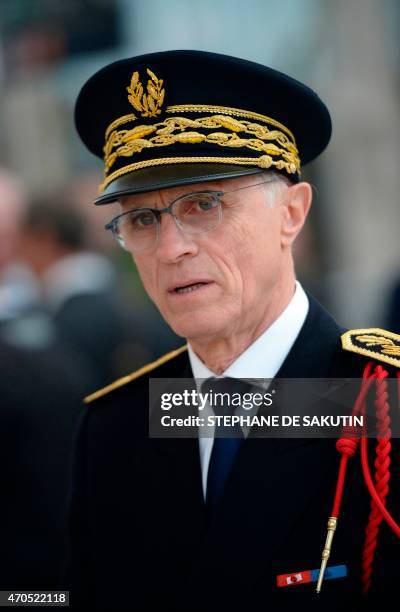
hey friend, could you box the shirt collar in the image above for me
[188,281,309,381]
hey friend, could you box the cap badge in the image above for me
[127,68,165,118]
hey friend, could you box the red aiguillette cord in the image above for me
[316,362,400,594]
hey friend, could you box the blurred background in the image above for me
[0,0,399,590]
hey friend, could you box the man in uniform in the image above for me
[68,50,400,610]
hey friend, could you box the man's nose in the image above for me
[154,212,199,263]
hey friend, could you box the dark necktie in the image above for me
[202,377,252,507]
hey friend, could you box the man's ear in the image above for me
[280,181,312,248]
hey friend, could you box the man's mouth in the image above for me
[169,280,213,295]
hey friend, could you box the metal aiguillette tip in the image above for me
[316,516,337,594]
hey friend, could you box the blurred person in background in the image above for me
[0,169,96,589]
[19,196,180,386]
[0,167,38,326]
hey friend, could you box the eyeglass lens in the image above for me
[114,192,222,252]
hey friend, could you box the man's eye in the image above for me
[184,197,218,213]
[197,199,216,211]
[132,211,155,227]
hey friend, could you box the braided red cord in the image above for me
[361,366,392,594]
[333,440,357,517]
[360,438,400,534]
[332,363,375,517]
[330,362,400,596]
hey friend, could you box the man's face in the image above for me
[118,174,291,342]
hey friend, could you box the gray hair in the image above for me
[257,170,292,207]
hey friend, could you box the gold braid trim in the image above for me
[104,115,299,171]
[166,104,296,142]
[104,104,296,144]
[99,155,295,193]
[84,344,188,404]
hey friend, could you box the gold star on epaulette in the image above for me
[341,328,400,369]
[84,344,188,404]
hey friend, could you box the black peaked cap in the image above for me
[75,50,332,204]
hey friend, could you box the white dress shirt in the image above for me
[187,281,309,498]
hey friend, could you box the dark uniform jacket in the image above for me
[0,338,95,590]
[66,295,400,611]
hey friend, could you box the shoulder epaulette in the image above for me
[84,344,188,404]
[341,328,400,369]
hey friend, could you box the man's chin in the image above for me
[164,314,222,342]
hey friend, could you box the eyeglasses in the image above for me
[105,178,280,252]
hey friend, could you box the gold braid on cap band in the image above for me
[100,104,301,193]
